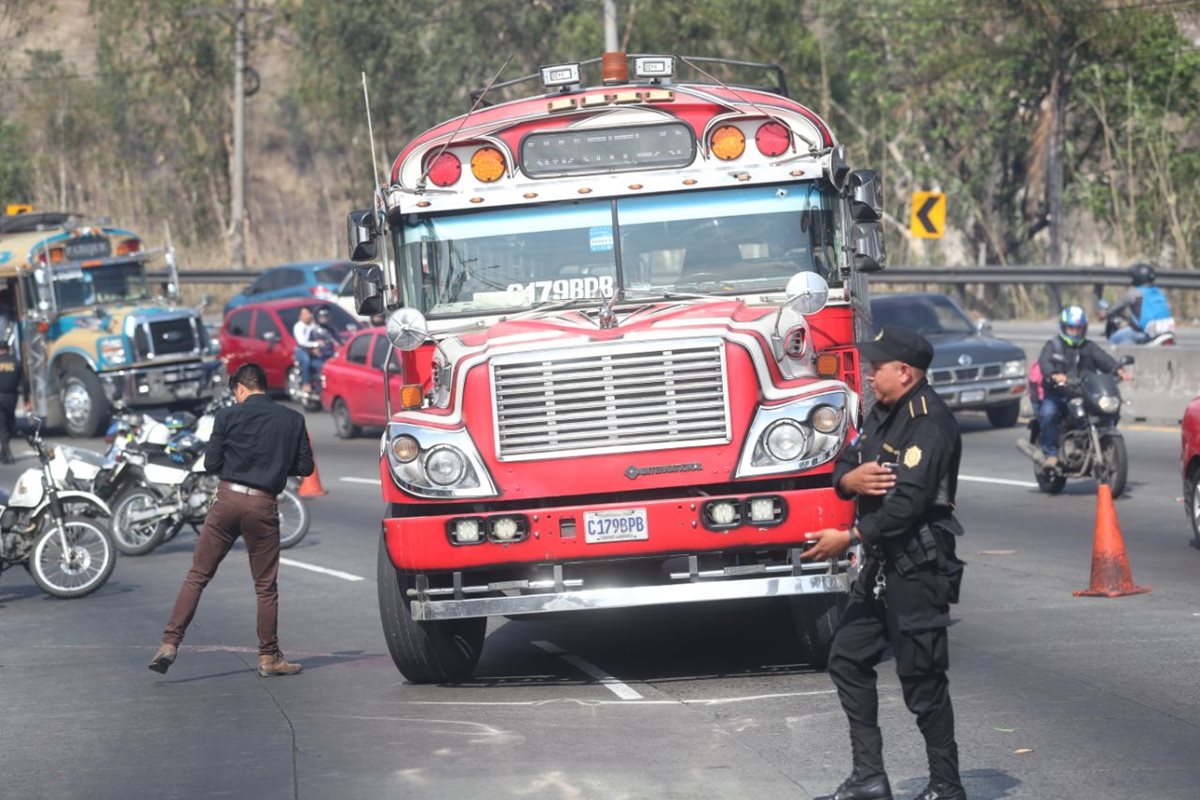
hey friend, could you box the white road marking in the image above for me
[532,640,643,700]
[391,689,837,708]
[279,557,365,582]
[341,476,382,485]
[960,474,1038,489]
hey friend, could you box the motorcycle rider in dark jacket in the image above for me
[1036,305,1131,467]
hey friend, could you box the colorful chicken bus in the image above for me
[345,54,887,682]
[0,210,219,437]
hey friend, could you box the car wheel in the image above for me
[332,398,361,439]
[1187,469,1200,548]
[986,400,1021,429]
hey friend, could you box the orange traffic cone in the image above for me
[298,436,327,498]
[1073,483,1150,598]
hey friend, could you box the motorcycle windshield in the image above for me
[1080,370,1121,416]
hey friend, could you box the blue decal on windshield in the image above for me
[589,226,614,252]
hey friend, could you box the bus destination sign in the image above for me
[521,122,695,178]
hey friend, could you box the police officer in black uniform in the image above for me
[0,335,27,463]
[805,326,966,800]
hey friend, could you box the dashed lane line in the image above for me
[279,557,366,582]
[532,640,644,700]
[341,476,382,485]
[960,474,1038,489]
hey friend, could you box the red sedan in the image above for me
[1184,395,1200,546]
[321,327,411,437]
[219,297,360,397]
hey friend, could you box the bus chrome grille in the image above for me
[491,339,731,460]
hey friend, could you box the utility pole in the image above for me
[603,0,618,52]
[230,0,247,269]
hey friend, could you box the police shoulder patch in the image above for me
[903,444,922,468]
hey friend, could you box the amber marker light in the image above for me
[711,125,746,160]
[815,353,841,378]
[400,385,424,409]
[470,147,505,183]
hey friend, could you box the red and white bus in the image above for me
[346,53,886,682]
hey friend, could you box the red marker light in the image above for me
[426,152,462,187]
[755,121,791,157]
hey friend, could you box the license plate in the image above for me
[959,389,986,403]
[583,508,649,544]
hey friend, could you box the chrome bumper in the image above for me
[100,360,220,406]
[410,571,853,621]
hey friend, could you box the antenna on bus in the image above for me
[417,55,513,191]
[361,71,382,193]
[678,56,819,154]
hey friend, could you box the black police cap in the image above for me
[858,325,934,370]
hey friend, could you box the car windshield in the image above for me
[277,303,360,337]
[49,262,150,309]
[314,262,352,285]
[394,182,843,318]
[871,295,976,337]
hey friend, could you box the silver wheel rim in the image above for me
[115,492,160,547]
[34,520,111,594]
[277,492,306,545]
[1192,483,1200,537]
[62,381,92,429]
[335,402,350,433]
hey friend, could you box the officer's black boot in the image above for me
[911,743,966,800]
[820,725,893,800]
[0,444,13,464]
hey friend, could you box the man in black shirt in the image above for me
[0,336,28,463]
[805,327,966,800]
[150,363,314,677]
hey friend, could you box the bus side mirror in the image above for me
[848,170,883,222]
[354,265,385,317]
[851,222,886,273]
[347,209,378,262]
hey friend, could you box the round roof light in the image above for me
[710,125,746,161]
[755,121,791,157]
[427,152,462,187]
[470,147,505,183]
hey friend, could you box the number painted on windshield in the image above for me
[506,275,615,304]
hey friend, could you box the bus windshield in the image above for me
[395,182,842,317]
[51,262,150,309]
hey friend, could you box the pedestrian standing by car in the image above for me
[804,326,967,800]
[149,362,313,677]
[0,333,28,464]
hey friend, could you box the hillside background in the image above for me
[1,0,1199,317]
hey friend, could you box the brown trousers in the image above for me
[162,487,282,656]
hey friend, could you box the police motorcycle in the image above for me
[1018,355,1134,499]
[109,406,311,554]
[287,307,341,412]
[0,419,117,598]
[1098,299,1176,346]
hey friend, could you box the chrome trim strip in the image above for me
[411,571,851,620]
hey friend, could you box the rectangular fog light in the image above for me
[745,495,785,526]
[701,499,742,531]
[446,517,483,545]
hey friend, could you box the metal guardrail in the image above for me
[870,265,1200,289]
[150,265,1200,289]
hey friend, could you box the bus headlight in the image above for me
[765,421,807,461]
[383,423,498,499]
[425,446,466,486]
[736,390,850,478]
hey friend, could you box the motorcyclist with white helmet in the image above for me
[1035,306,1131,468]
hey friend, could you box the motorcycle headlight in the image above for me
[1001,359,1026,377]
[1097,394,1120,414]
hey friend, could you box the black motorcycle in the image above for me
[1018,358,1133,498]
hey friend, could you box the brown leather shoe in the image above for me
[148,643,178,674]
[258,652,303,677]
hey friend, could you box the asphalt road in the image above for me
[1,408,1197,800]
